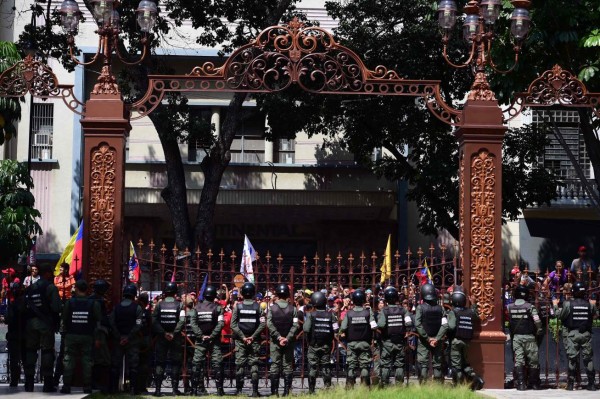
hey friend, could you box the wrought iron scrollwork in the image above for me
[0,54,85,115]
[132,17,462,125]
[504,65,600,122]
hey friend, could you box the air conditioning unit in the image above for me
[34,132,51,146]
[285,153,294,164]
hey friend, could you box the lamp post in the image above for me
[58,0,157,305]
[436,0,531,388]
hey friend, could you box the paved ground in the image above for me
[479,388,599,399]
[0,384,87,398]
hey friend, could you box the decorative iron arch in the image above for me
[504,64,600,121]
[131,18,462,125]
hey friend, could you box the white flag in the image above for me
[241,234,256,283]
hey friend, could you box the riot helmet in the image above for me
[383,286,399,304]
[241,282,256,299]
[164,281,178,296]
[351,289,366,306]
[421,283,437,302]
[123,284,137,299]
[203,285,218,301]
[451,290,467,308]
[572,281,586,298]
[310,291,326,309]
[92,279,110,296]
[514,284,529,300]
[275,283,290,299]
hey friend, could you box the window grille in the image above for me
[30,103,54,160]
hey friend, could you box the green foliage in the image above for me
[548,317,560,342]
[0,41,22,145]
[0,160,42,264]
[260,0,558,239]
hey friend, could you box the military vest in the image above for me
[195,301,219,336]
[114,301,138,335]
[509,302,535,335]
[66,297,95,335]
[25,279,50,317]
[420,302,443,337]
[381,306,406,344]
[270,302,294,337]
[310,310,334,345]
[453,308,475,340]
[346,308,372,342]
[566,298,592,332]
[159,300,180,332]
[237,302,261,336]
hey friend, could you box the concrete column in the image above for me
[264,115,274,163]
[211,107,220,137]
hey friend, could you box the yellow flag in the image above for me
[380,234,392,283]
[54,224,80,276]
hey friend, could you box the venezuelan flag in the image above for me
[54,221,83,276]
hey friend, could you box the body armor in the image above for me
[346,308,372,342]
[159,300,180,333]
[310,310,334,345]
[237,302,260,336]
[195,301,219,336]
[270,303,294,337]
[381,306,406,344]
[565,298,592,332]
[114,301,138,335]
[66,297,94,335]
[185,310,195,340]
[509,302,535,335]
[25,279,50,317]
[420,302,443,337]
[453,308,475,340]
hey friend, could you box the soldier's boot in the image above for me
[515,366,527,391]
[43,377,57,393]
[24,375,34,392]
[197,374,208,395]
[215,369,225,397]
[248,378,260,397]
[172,375,183,396]
[452,370,463,387]
[282,374,293,396]
[586,370,597,391]
[129,372,139,396]
[470,374,485,391]
[345,376,355,390]
[236,376,244,395]
[360,375,371,389]
[323,367,332,389]
[308,376,316,394]
[270,376,279,397]
[153,376,163,397]
[529,367,541,390]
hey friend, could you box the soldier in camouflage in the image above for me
[553,281,598,391]
[415,283,447,384]
[507,284,542,391]
[339,289,376,389]
[447,286,484,390]
[231,282,265,397]
[267,283,300,396]
[377,286,411,388]
[152,282,185,396]
[190,285,225,396]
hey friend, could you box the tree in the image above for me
[259,0,558,239]
[0,160,42,265]
[491,0,600,190]
[19,0,301,250]
[0,42,22,145]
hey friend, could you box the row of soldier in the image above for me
[5,262,597,395]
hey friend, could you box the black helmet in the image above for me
[451,290,467,308]
[351,289,366,306]
[123,284,137,299]
[383,286,399,304]
[164,282,178,296]
[421,283,437,302]
[241,282,256,298]
[572,281,586,298]
[275,283,290,299]
[204,285,217,301]
[310,291,326,309]
[514,284,529,300]
[92,279,110,296]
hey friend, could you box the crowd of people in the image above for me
[0,249,598,395]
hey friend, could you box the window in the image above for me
[533,110,590,180]
[188,108,214,163]
[30,103,54,160]
[230,109,266,164]
[277,139,295,164]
